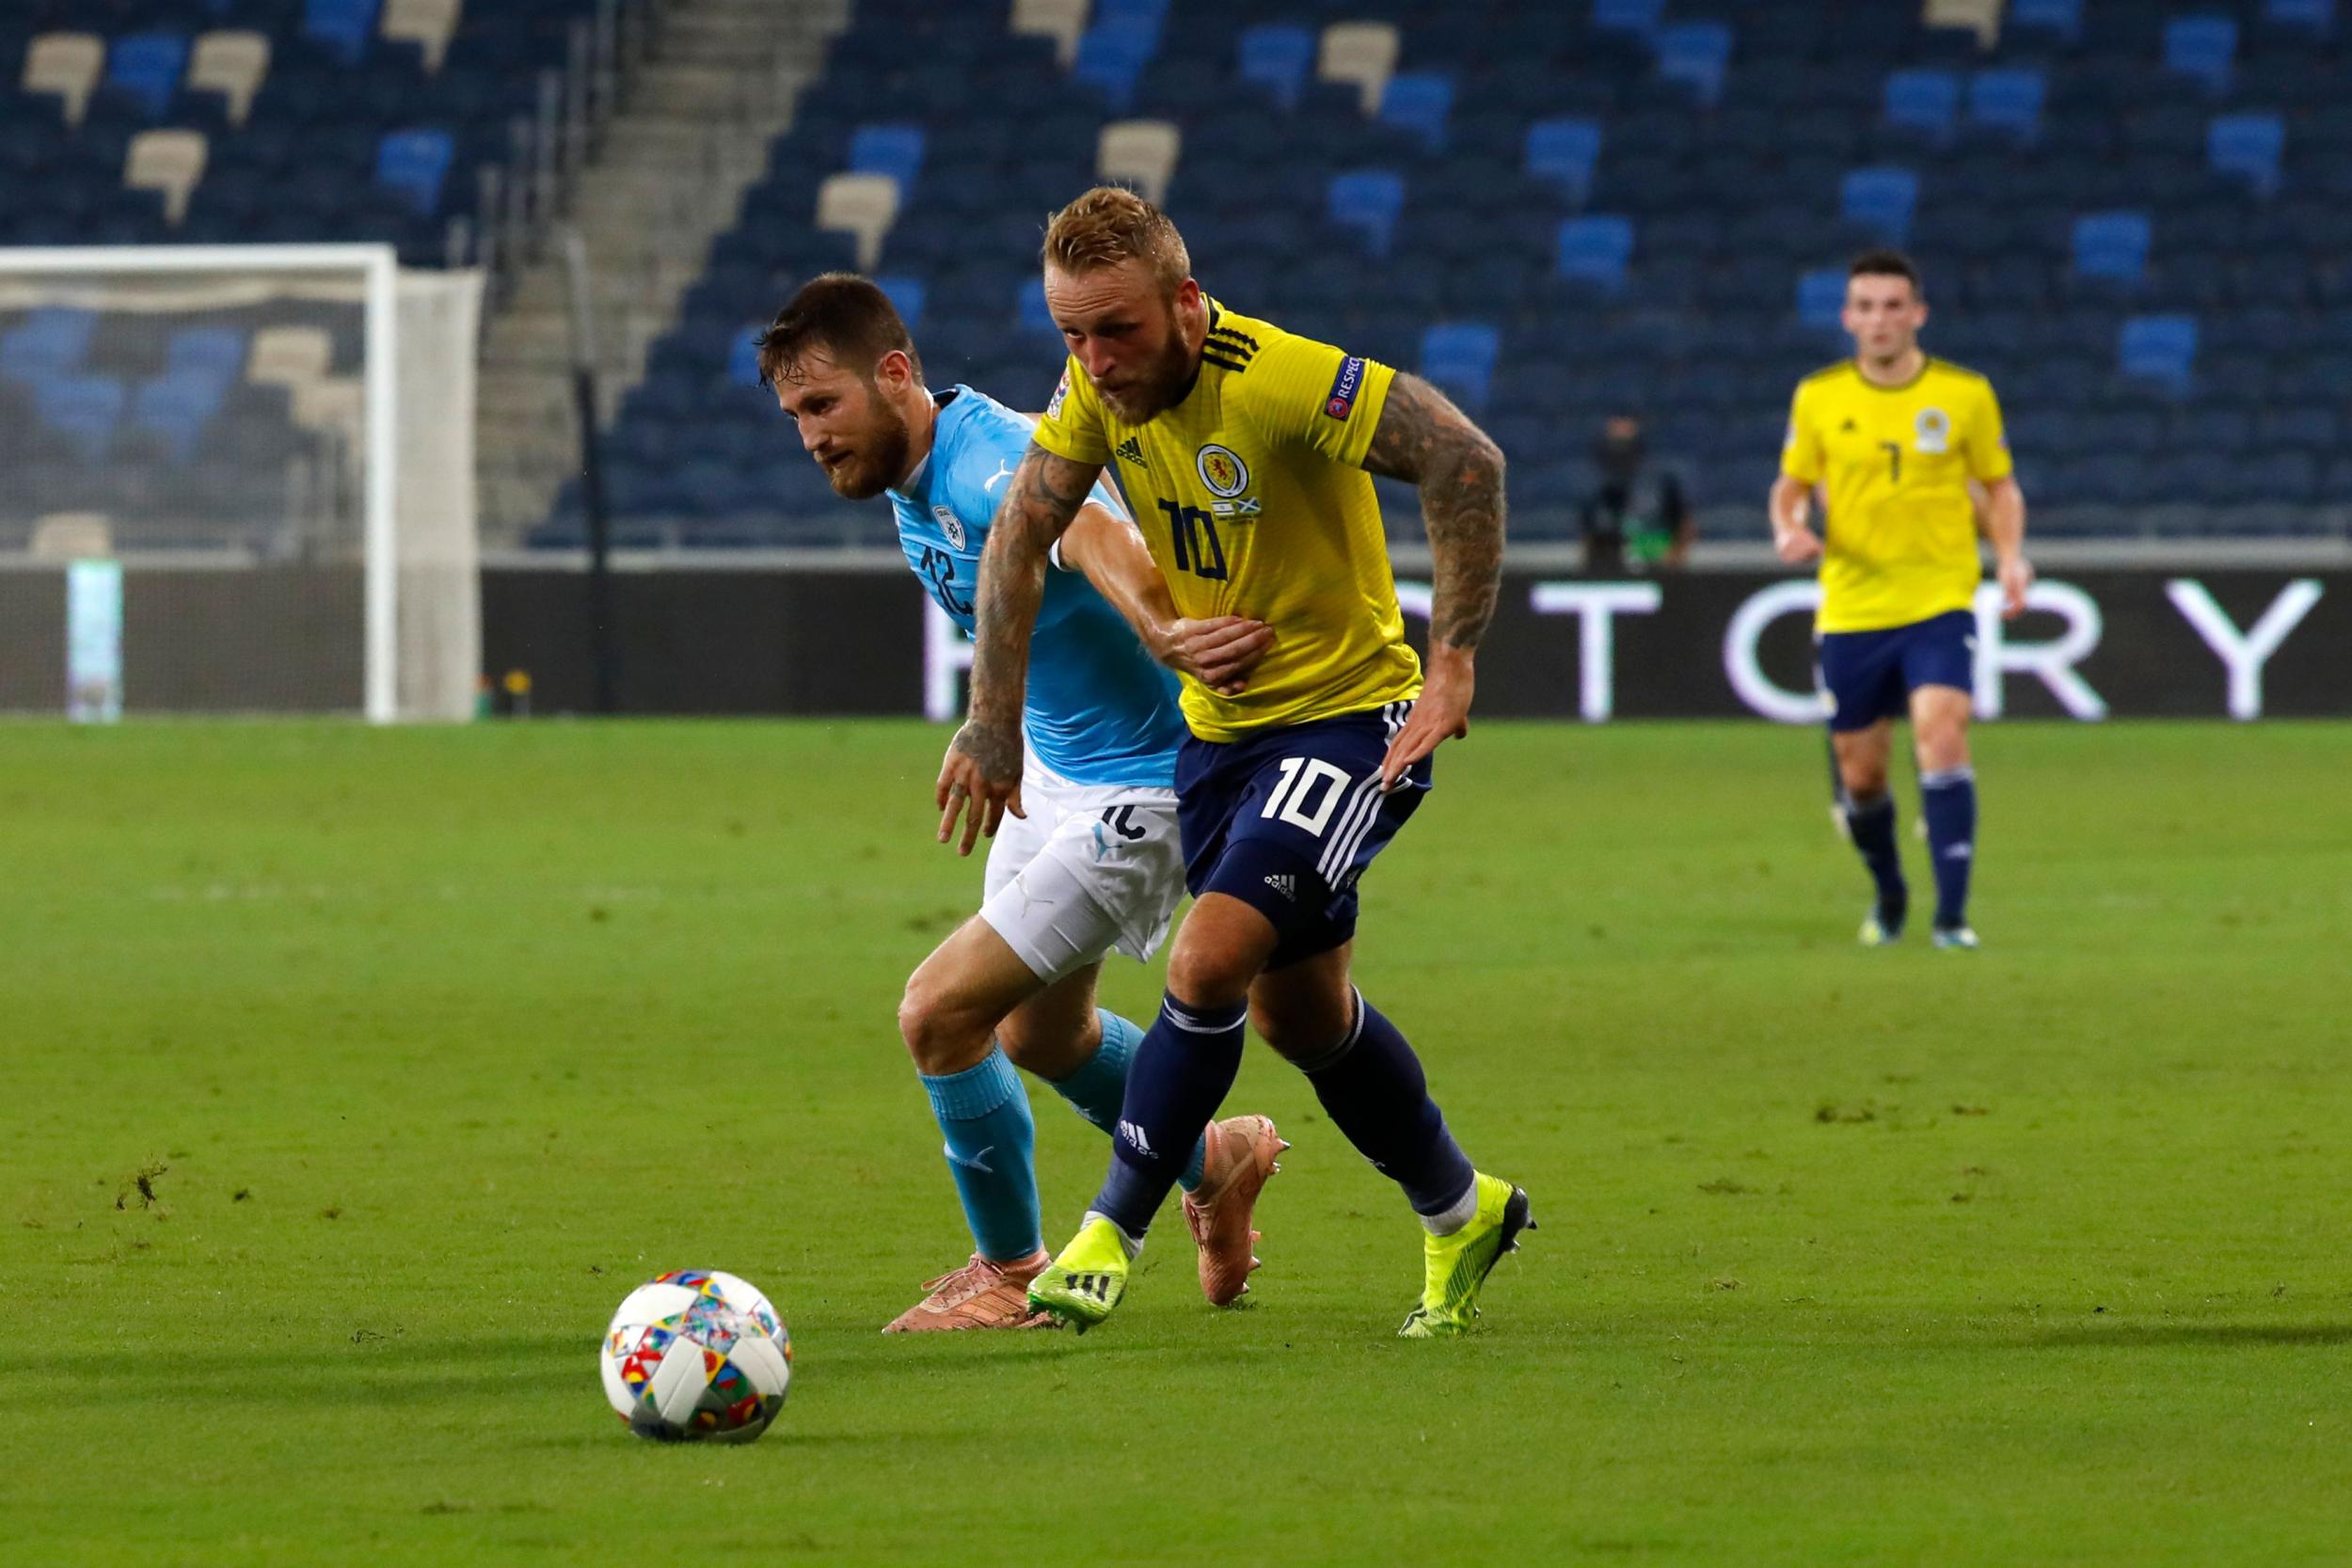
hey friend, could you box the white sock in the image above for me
[1419,1177,1482,1237]
[1083,1210,1145,1259]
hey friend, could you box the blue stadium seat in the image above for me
[2118,314,2198,392]
[1554,214,1634,291]
[1592,0,1665,37]
[1016,278,1058,337]
[1378,72,1453,153]
[1327,170,1406,260]
[2262,0,2335,37]
[36,375,125,463]
[1419,322,1500,414]
[0,308,96,384]
[850,123,926,188]
[1653,23,1732,108]
[1524,118,1602,205]
[1797,268,1846,326]
[1073,23,1158,113]
[1882,70,1960,143]
[130,372,226,464]
[1966,70,2044,144]
[375,129,453,216]
[727,326,765,388]
[2072,211,2153,284]
[2005,0,2084,43]
[1095,0,1169,37]
[304,0,380,67]
[2208,114,2285,198]
[874,274,927,332]
[1236,24,1313,110]
[1839,166,1918,244]
[167,326,247,382]
[2162,17,2237,97]
[106,32,190,119]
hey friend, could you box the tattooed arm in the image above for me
[1358,371,1507,787]
[933,440,1103,855]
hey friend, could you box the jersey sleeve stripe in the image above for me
[1201,350,1251,373]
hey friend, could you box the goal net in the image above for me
[0,245,481,721]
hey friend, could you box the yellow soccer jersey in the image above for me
[1031,300,1422,741]
[1780,357,2013,633]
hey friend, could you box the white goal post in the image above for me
[0,244,481,721]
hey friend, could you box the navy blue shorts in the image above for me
[1816,610,1976,734]
[1175,700,1431,970]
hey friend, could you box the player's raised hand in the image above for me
[936,721,1025,857]
[1774,523,1823,565]
[1380,646,1474,792]
[1157,615,1273,696]
[1997,554,2035,621]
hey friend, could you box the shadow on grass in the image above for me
[2001,1323,2352,1350]
[0,1331,593,1410]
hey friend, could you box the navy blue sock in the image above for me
[1042,1010,1208,1190]
[919,1048,1041,1263]
[1844,790,1907,928]
[1297,990,1476,1221]
[1919,766,1978,929]
[1090,993,1248,1240]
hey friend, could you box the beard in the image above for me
[821,398,914,499]
[1093,328,1197,422]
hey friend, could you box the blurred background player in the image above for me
[757,274,1285,1330]
[1769,250,2033,951]
[937,188,1530,1339]
[1576,413,1691,575]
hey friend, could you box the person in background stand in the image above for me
[1577,414,1692,575]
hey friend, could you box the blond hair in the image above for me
[1042,186,1191,295]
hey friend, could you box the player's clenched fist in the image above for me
[936,721,1024,856]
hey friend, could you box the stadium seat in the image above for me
[2118,314,2198,392]
[1797,267,1846,326]
[816,172,900,271]
[186,32,270,126]
[24,33,105,127]
[1016,277,1058,337]
[105,32,189,119]
[1592,0,1666,36]
[36,375,125,464]
[1419,322,1500,414]
[131,372,227,465]
[1924,0,2002,46]
[1073,24,1158,114]
[375,128,453,216]
[2005,0,2084,44]
[168,326,248,383]
[726,326,765,388]
[1883,70,1960,143]
[246,326,333,389]
[1525,118,1603,206]
[1011,0,1089,68]
[1555,214,1634,292]
[850,123,926,189]
[873,274,926,331]
[125,130,208,225]
[1839,166,1919,244]
[1236,24,1313,110]
[28,513,114,562]
[304,0,382,68]
[1327,169,1406,260]
[2262,0,2336,37]
[1318,22,1398,116]
[1097,119,1180,204]
[380,0,462,74]
[1653,23,1733,108]
[0,308,97,385]
[2072,211,2153,284]
[1378,72,1453,153]
[2162,17,2237,97]
[2208,114,2285,198]
[1965,69,2044,144]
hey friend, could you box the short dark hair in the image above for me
[754,273,921,389]
[1849,247,1923,297]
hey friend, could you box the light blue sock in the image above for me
[919,1048,1041,1262]
[1043,1010,1209,1191]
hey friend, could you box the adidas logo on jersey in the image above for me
[1263,873,1296,902]
[1115,436,1146,466]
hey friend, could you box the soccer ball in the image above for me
[600,1268,792,1443]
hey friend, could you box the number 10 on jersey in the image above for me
[1158,499,1228,581]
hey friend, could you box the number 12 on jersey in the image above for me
[1157,499,1227,581]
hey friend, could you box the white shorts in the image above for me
[978,754,1184,984]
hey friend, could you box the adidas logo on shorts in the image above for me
[1263,873,1296,901]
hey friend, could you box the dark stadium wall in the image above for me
[478,567,2351,722]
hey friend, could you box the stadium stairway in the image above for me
[473,0,850,545]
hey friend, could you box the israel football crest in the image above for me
[1914,406,1952,454]
[932,504,966,551]
[1196,443,1249,499]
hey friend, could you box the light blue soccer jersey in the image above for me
[887,386,1184,788]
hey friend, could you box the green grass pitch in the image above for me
[3,719,2348,1566]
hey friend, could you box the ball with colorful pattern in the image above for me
[600,1269,791,1443]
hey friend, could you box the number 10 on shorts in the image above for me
[1261,757,1352,835]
